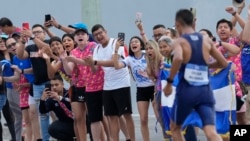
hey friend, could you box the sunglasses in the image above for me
[7,42,16,49]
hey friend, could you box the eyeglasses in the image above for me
[32,31,43,35]
[93,31,104,37]
[7,42,16,49]
[152,34,163,38]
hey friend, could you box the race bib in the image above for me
[184,63,209,86]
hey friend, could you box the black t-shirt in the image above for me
[25,39,50,84]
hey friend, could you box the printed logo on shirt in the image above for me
[242,47,250,55]
[190,35,199,41]
[19,62,23,66]
[78,96,85,101]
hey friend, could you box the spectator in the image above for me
[17,24,52,140]
[39,74,75,141]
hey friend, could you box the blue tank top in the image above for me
[178,32,209,86]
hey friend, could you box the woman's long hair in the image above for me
[145,40,163,79]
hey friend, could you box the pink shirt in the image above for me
[218,37,242,96]
[71,42,104,92]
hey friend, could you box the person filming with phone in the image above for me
[39,74,75,141]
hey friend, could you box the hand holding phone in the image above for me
[22,22,30,30]
[45,83,51,92]
[45,14,51,22]
[118,32,125,46]
[45,14,52,27]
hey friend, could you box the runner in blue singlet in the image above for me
[163,9,228,141]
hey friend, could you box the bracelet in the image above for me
[30,36,35,40]
[232,12,237,16]
[140,32,145,36]
[58,96,63,101]
[57,24,62,29]
[21,69,24,74]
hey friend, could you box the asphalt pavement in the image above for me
[2,114,207,141]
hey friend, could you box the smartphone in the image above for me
[135,12,142,24]
[45,83,51,91]
[118,32,125,43]
[118,32,125,46]
[22,22,30,30]
[45,14,51,22]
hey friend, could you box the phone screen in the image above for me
[45,84,51,91]
[22,22,30,30]
[118,32,125,46]
[45,14,51,22]
[135,12,142,24]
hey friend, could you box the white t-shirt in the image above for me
[123,53,154,87]
[93,38,130,90]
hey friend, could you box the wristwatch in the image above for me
[166,78,173,84]
[58,96,63,101]
[30,35,35,40]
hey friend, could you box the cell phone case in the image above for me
[22,22,30,30]
[45,14,51,22]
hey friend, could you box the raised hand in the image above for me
[115,38,124,51]
[248,4,250,18]
[225,6,236,15]
[136,22,144,32]
[50,17,60,28]
[44,21,52,30]
[42,52,50,60]
[21,29,32,41]
[42,46,53,58]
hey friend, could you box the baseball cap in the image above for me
[74,28,88,35]
[69,22,89,35]
[0,33,8,39]
[68,22,88,29]
[12,32,20,38]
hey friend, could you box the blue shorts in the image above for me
[171,82,215,126]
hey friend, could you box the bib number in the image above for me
[184,63,209,86]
